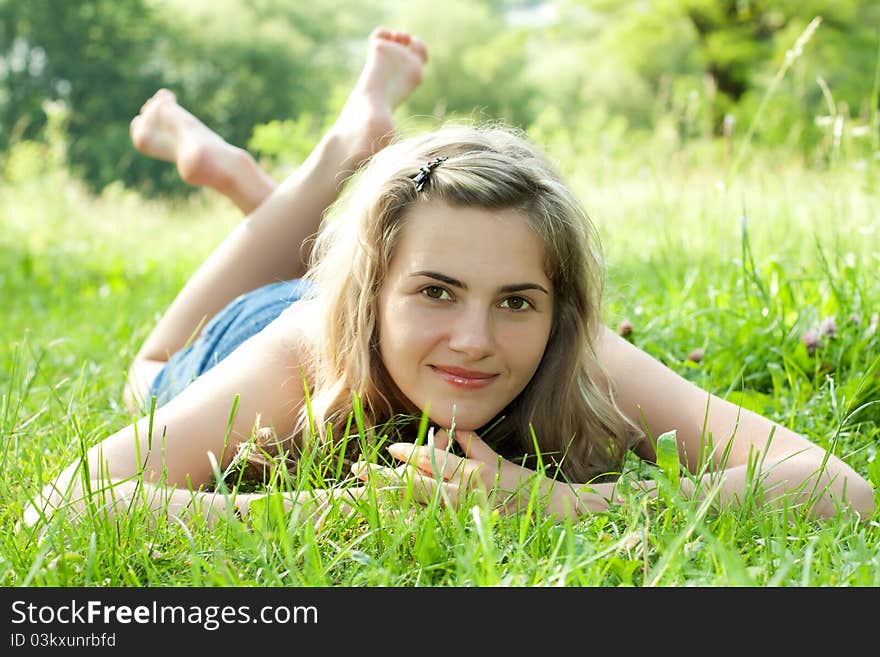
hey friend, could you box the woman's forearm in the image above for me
[689,453,875,518]
[22,472,233,530]
[548,453,875,522]
[22,466,364,531]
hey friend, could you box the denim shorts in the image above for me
[147,279,311,408]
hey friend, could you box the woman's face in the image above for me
[377,200,554,431]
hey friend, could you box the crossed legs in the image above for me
[123,27,428,411]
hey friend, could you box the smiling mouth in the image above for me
[430,366,499,389]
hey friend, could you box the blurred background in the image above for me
[1,0,878,196]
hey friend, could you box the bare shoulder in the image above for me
[170,297,323,453]
[268,298,321,356]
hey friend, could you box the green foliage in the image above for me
[247,115,322,170]
[154,0,369,164]
[654,430,681,491]
[3,143,879,586]
[3,0,879,194]
[0,0,384,194]
[3,99,67,183]
[0,0,175,191]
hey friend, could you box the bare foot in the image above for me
[331,26,429,170]
[130,90,275,213]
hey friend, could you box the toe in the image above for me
[409,36,428,63]
[391,30,411,46]
[129,115,141,138]
[371,26,394,42]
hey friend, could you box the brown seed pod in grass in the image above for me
[687,348,704,363]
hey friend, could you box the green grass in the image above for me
[2,152,879,588]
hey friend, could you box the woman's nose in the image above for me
[447,307,495,359]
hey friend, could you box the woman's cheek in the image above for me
[380,298,436,362]
[505,323,550,371]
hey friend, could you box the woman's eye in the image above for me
[500,296,532,311]
[422,286,450,300]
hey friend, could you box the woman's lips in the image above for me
[430,365,498,389]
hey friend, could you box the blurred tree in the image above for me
[675,0,880,161]
[156,0,382,165]
[377,0,539,129]
[683,0,782,102]
[569,0,878,156]
[1,0,174,191]
[736,1,880,160]
[2,0,876,193]
[0,0,382,194]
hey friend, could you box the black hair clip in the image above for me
[411,156,447,192]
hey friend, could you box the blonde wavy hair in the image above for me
[248,123,641,484]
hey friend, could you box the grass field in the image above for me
[2,151,879,587]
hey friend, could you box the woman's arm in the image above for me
[365,328,875,521]
[24,477,365,531]
[592,326,875,518]
[23,307,313,529]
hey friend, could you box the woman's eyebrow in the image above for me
[500,282,550,295]
[410,270,550,295]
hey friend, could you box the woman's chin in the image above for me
[426,407,496,433]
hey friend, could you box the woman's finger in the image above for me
[450,430,498,461]
[350,460,464,508]
[351,461,408,487]
[401,470,467,508]
[427,426,450,451]
[387,442,473,481]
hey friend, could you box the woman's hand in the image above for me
[231,485,368,535]
[352,429,546,515]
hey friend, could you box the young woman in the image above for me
[23,28,875,530]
